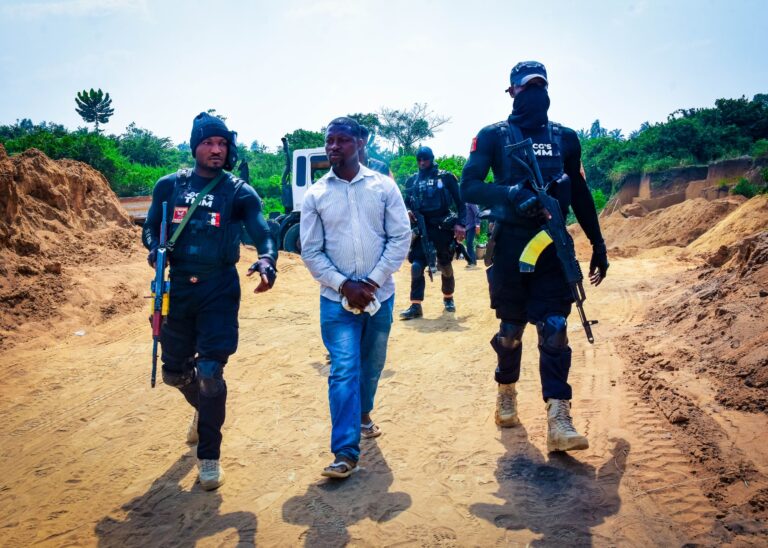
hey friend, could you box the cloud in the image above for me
[1,0,148,19]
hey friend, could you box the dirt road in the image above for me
[0,248,765,546]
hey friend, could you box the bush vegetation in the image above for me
[1,93,765,216]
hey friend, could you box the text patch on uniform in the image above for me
[172,207,188,223]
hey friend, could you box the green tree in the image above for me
[75,88,114,131]
[377,103,450,154]
[589,119,607,139]
[282,128,324,150]
[388,155,417,186]
[347,112,381,137]
[435,155,466,178]
[206,108,227,122]
[250,140,268,153]
[118,123,173,166]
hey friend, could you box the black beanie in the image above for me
[190,112,234,158]
[416,146,434,161]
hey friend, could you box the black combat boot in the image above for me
[399,303,423,320]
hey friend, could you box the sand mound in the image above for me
[688,194,768,254]
[0,145,141,348]
[618,195,768,413]
[600,197,745,255]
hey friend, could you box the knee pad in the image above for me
[197,359,225,398]
[497,321,526,350]
[411,262,425,278]
[536,315,569,350]
[162,364,196,388]
[438,262,454,278]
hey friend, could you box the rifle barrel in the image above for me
[151,340,158,387]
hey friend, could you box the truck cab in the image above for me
[271,141,330,253]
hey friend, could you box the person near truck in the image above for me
[359,125,391,176]
[460,61,608,451]
[142,112,278,490]
[400,146,467,319]
[300,116,410,479]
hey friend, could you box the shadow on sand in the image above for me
[471,426,629,547]
[283,440,411,546]
[95,450,257,547]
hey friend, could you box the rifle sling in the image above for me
[167,172,226,249]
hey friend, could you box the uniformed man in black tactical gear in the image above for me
[461,61,609,452]
[400,146,467,319]
[142,112,278,490]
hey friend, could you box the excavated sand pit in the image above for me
[1,148,766,545]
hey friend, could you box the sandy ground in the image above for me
[2,245,765,547]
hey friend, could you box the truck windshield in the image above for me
[311,155,329,182]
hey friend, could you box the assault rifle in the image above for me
[150,201,171,387]
[508,139,598,343]
[410,194,438,281]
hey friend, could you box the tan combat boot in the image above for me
[198,459,225,491]
[546,399,589,452]
[186,411,199,445]
[495,383,521,427]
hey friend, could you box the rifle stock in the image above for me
[410,192,438,282]
[414,211,437,281]
[509,139,598,343]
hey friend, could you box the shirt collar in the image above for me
[329,164,375,184]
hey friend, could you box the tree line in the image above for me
[1,92,766,214]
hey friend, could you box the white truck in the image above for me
[268,138,330,253]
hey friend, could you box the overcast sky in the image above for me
[1,0,766,156]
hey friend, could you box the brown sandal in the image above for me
[361,421,382,439]
[321,457,359,478]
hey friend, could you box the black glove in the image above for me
[507,184,540,218]
[147,248,158,268]
[249,257,277,289]
[589,241,609,286]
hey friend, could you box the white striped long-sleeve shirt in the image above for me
[300,164,411,303]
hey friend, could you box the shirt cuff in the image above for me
[328,272,347,294]
[366,268,388,288]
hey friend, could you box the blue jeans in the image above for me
[466,228,477,264]
[320,295,394,462]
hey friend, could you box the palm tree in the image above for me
[75,88,114,132]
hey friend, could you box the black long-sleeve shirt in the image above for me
[142,171,278,265]
[460,121,604,245]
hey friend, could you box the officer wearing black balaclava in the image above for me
[142,112,278,490]
[400,146,467,319]
[461,61,609,452]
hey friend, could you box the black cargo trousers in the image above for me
[160,266,240,460]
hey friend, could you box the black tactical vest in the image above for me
[167,170,245,269]
[495,121,571,220]
[413,169,451,216]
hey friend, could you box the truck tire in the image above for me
[267,219,281,244]
[283,224,301,254]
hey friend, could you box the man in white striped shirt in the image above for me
[300,117,411,479]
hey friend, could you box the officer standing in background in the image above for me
[460,62,609,452]
[400,146,467,319]
[359,125,391,176]
[143,112,278,489]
